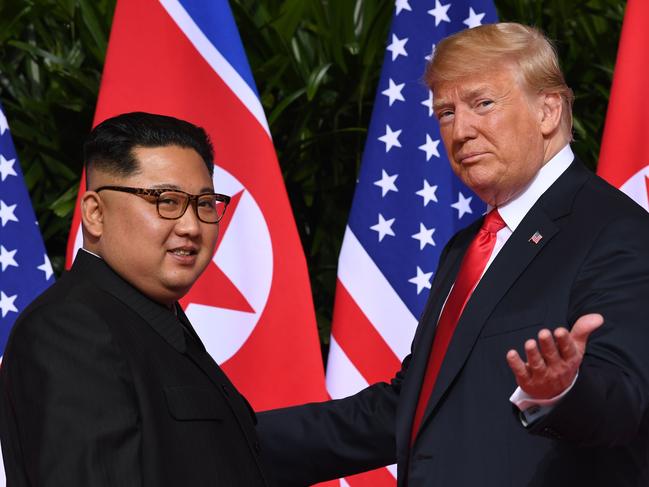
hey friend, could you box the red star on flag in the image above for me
[179,190,254,313]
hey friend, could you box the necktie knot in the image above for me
[482,209,506,235]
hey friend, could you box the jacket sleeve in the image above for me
[256,359,407,486]
[255,231,464,486]
[530,212,649,446]
[0,300,142,487]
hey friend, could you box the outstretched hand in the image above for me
[506,313,604,399]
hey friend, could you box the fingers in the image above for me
[525,338,546,372]
[506,349,530,385]
[570,313,604,353]
[551,327,576,360]
[537,328,561,366]
[505,317,603,398]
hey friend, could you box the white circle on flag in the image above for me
[185,165,273,364]
[71,164,274,364]
[620,165,649,211]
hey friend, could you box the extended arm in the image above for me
[257,362,405,486]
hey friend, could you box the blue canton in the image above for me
[348,0,497,317]
[0,104,54,356]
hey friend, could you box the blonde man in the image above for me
[259,23,649,486]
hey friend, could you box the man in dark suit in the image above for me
[0,112,272,486]
[257,23,649,486]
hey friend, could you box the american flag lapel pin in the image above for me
[529,231,543,244]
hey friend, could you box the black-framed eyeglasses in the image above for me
[95,186,231,224]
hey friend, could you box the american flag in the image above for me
[325,1,497,485]
[0,103,54,485]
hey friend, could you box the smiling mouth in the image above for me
[169,248,197,257]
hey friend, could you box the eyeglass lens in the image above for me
[157,191,226,223]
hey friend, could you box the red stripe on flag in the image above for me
[345,466,395,487]
[331,280,402,385]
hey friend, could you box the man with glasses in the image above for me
[0,112,272,486]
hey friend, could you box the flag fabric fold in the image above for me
[325,2,497,485]
[65,0,329,414]
[0,103,55,486]
[598,0,649,211]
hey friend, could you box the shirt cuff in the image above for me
[509,374,578,425]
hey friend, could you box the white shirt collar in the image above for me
[79,247,102,260]
[495,144,574,232]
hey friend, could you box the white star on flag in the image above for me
[0,154,17,181]
[418,134,441,161]
[412,223,436,249]
[395,0,412,15]
[416,180,439,206]
[370,213,396,242]
[408,266,433,294]
[378,125,402,152]
[463,7,486,28]
[428,0,452,26]
[386,34,408,61]
[451,191,474,219]
[421,90,434,117]
[37,254,54,280]
[382,78,406,106]
[374,169,399,197]
[0,200,19,227]
[0,245,18,272]
[0,291,18,318]
[0,109,8,135]
[425,44,436,62]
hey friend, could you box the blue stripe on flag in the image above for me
[178,0,260,98]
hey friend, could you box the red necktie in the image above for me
[410,209,506,444]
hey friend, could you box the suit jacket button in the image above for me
[221,384,230,396]
[254,440,261,454]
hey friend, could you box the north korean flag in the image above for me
[65,0,330,413]
[599,0,649,210]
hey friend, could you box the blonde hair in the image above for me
[425,23,574,135]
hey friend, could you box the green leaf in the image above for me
[306,63,332,100]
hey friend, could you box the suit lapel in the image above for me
[419,209,558,428]
[175,306,233,390]
[73,250,187,353]
[395,226,477,454]
[411,160,591,442]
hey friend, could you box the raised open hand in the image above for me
[506,313,604,399]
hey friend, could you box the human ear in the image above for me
[539,92,563,136]
[81,191,104,238]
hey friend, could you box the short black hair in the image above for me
[84,112,214,184]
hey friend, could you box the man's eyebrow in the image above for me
[433,86,493,110]
[148,183,215,193]
[149,183,182,190]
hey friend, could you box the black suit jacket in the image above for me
[258,161,649,486]
[0,250,271,486]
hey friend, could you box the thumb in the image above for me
[570,313,604,353]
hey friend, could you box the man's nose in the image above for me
[175,202,202,236]
[451,109,478,142]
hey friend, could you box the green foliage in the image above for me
[496,0,626,169]
[0,0,625,343]
[0,0,115,273]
